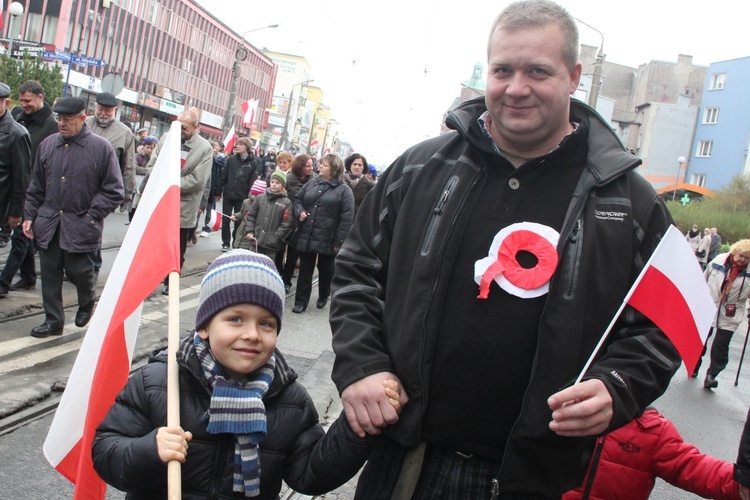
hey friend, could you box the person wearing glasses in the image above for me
[22,97,124,338]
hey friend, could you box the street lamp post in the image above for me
[576,18,605,110]
[673,155,687,201]
[280,79,313,150]
[222,24,278,136]
[7,2,24,57]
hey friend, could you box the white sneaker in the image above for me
[200,231,210,238]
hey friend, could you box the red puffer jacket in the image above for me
[563,409,739,500]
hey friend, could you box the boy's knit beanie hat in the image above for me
[195,249,285,331]
[271,170,287,187]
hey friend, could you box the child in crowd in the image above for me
[563,407,739,499]
[93,250,400,498]
[240,171,293,264]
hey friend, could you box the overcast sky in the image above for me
[197,0,750,166]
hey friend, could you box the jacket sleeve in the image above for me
[651,413,739,499]
[333,185,355,249]
[582,182,681,431]
[180,143,213,195]
[218,155,230,191]
[92,369,167,494]
[330,158,408,392]
[89,142,125,221]
[735,408,750,487]
[120,131,137,201]
[23,140,49,221]
[245,197,261,234]
[293,181,312,218]
[274,199,294,241]
[9,129,32,218]
[283,407,377,495]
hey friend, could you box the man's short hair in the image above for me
[18,80,44,96]
[487,0,579,72]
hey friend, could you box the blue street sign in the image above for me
[72,55,106,67]
[43,51,71,62]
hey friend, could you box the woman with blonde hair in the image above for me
[697,239,750,387]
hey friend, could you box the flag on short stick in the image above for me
[625,225,717,376]
[43,121,182,499]
[223,124,238,153]
[207,209,222,231]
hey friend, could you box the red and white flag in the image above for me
[223,124,238,153]
[241,99,259,127]
[43,121,182,499]
[206,209,222,231]
[1,0,4,31]
[625,225,716,376]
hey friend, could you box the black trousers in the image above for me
[280,243,299,287]
[707,327,735,377]
[39,229,96,327]
[222,197,244,246]
[294,251,334,308]
[0,226,36,287]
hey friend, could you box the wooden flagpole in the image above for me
[167,270,181,498]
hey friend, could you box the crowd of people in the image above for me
[3,0,750,497]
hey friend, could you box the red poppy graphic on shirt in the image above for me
[474,222,560,299]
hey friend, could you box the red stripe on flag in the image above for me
[628,266,705,375]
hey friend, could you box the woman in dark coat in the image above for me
[344,153,376,216]
[279,154,314,290]
[291,154,354,313]
[217,137,260,250]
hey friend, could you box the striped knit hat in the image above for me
[195,250,285,332]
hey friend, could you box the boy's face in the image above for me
[269,178,283,193]
[197,304,278,380]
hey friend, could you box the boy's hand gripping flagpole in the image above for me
[42,121,182,500]
[575,225,716,384]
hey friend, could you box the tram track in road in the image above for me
[0,265,310,437]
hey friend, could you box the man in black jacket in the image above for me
[217,136,260,251]
[0,81,32,298]
[329,1,680,497]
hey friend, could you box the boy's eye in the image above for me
[259,319,276,329]
[228,316,243,324]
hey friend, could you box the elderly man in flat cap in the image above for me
[0,82,32,298]
[23,97,124,338]
[86,92,136,278]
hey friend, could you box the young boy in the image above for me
[236,170,292,264]
[93,250,399,498]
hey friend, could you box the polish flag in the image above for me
[241,99,258,127]
[223,124,238,153]
[43,121,182,499]
[206,209,222,231]
[625,225,716,376]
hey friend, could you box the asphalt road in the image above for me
[0,209,749,498]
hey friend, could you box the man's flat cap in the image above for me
[95,92,118,107]
[0,82,10,99]
[53,97,86,115]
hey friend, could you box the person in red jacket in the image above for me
[564,407,739,500]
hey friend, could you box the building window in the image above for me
[697,140,713,157]
[690,174,706,187]
[703,107,719,124]
[709,73,726,90]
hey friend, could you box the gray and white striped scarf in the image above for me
[194,334,275,497]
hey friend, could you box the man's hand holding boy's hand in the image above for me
[156,426,193,463]
[342,372,409,438]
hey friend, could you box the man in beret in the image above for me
[86,92,136,279]
[0,80,59,297]
[23,97,124,338]
[0,82,32,298]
